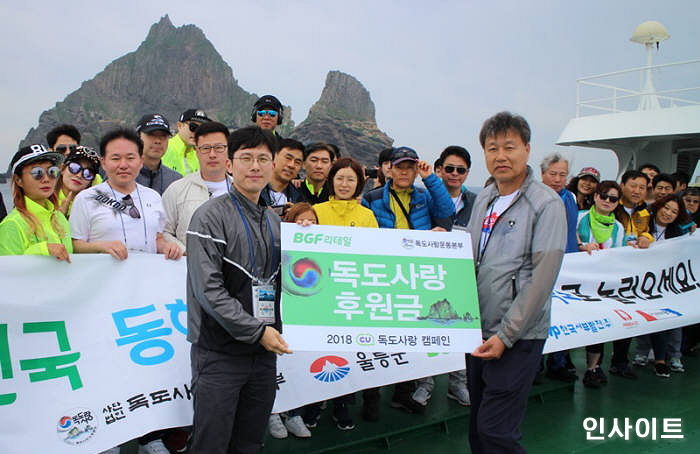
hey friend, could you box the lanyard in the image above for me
[229,191,278,282]
[109,184,148,251]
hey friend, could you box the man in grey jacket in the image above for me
[186,126,292,454]
[466,112,566,454]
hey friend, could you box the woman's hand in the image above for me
[580,242,599,255]
[47,243,71,263]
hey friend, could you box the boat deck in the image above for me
[263,348,700,454]
[118,347,700,453]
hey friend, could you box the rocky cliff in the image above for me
[291,71,393,166]
[19,15,294,148]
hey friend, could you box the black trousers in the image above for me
[189,345,276,454]
[467,339,545,454]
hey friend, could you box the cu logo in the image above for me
[614,309,632,321]
[356,334,375,346]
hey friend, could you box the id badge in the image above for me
[252,284,276,324]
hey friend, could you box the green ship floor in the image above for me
[121,347,700,453]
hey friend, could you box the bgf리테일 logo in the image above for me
[309,356,350,382]
[57,408,97,445]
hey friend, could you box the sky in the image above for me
[1,0,698,185]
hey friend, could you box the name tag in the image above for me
[252,284,276,324]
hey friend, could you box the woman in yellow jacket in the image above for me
[304,157,377,432]
[313,157,378,228]
[0,145,72,261]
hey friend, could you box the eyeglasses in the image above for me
[55,144,78,154]
[198,144,228,154]
[599,193,620,203]
[256,110,278,118]
[232,155,273,166]
[443,165,468,175]
[66,162,96,181]
[187,122,202,132]
[28,166,61,180]
[122,195,141,219]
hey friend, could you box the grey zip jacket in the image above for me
[466,166,566,347]
[186,186,281,355]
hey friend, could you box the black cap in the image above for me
[11,144,64,175]
[390,147,419,165]
[136,113,171,135]
[179,109,211,123]
[254,95,283,112]
[65,146,100,172]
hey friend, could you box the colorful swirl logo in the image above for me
[57,416,73,432]
[282,255,322,296]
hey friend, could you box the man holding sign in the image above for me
[186,126,291,454]
[466,112,566,453]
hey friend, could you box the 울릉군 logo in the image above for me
[309,356,351,383]
[57,408,97,445]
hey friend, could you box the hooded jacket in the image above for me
[0,197,73,255]
[466,167,566,347]
[314,197,378,228]
[361,173,454,230]
[186,186,281,355]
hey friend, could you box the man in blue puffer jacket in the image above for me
[362,147,454,230]
[360,146,454,417]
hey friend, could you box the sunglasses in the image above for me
[443,165,468,175]
[122,194,141,219]
[66,162,96,181]
[256,110,278,118]
[187,122,202,132]
[599,193,620,203]
[28,166,61,180]
[55,144,78,154]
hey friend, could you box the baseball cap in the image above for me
[65,146,100,172]
[577,167,601,182]
[11,144,64,175]
[391,147,419,165]
[254,95,283,112]
[179,109,211,123]
[136,114,171,135]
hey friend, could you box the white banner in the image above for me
[543,234,700,353]
[0,234,699,453]
[0,255,463,454]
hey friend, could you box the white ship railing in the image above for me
[576,59,700,117]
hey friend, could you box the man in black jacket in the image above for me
[436,146,476,228]
[298,142,335,204]
[186,126,291,454]
[260,138,305,214]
